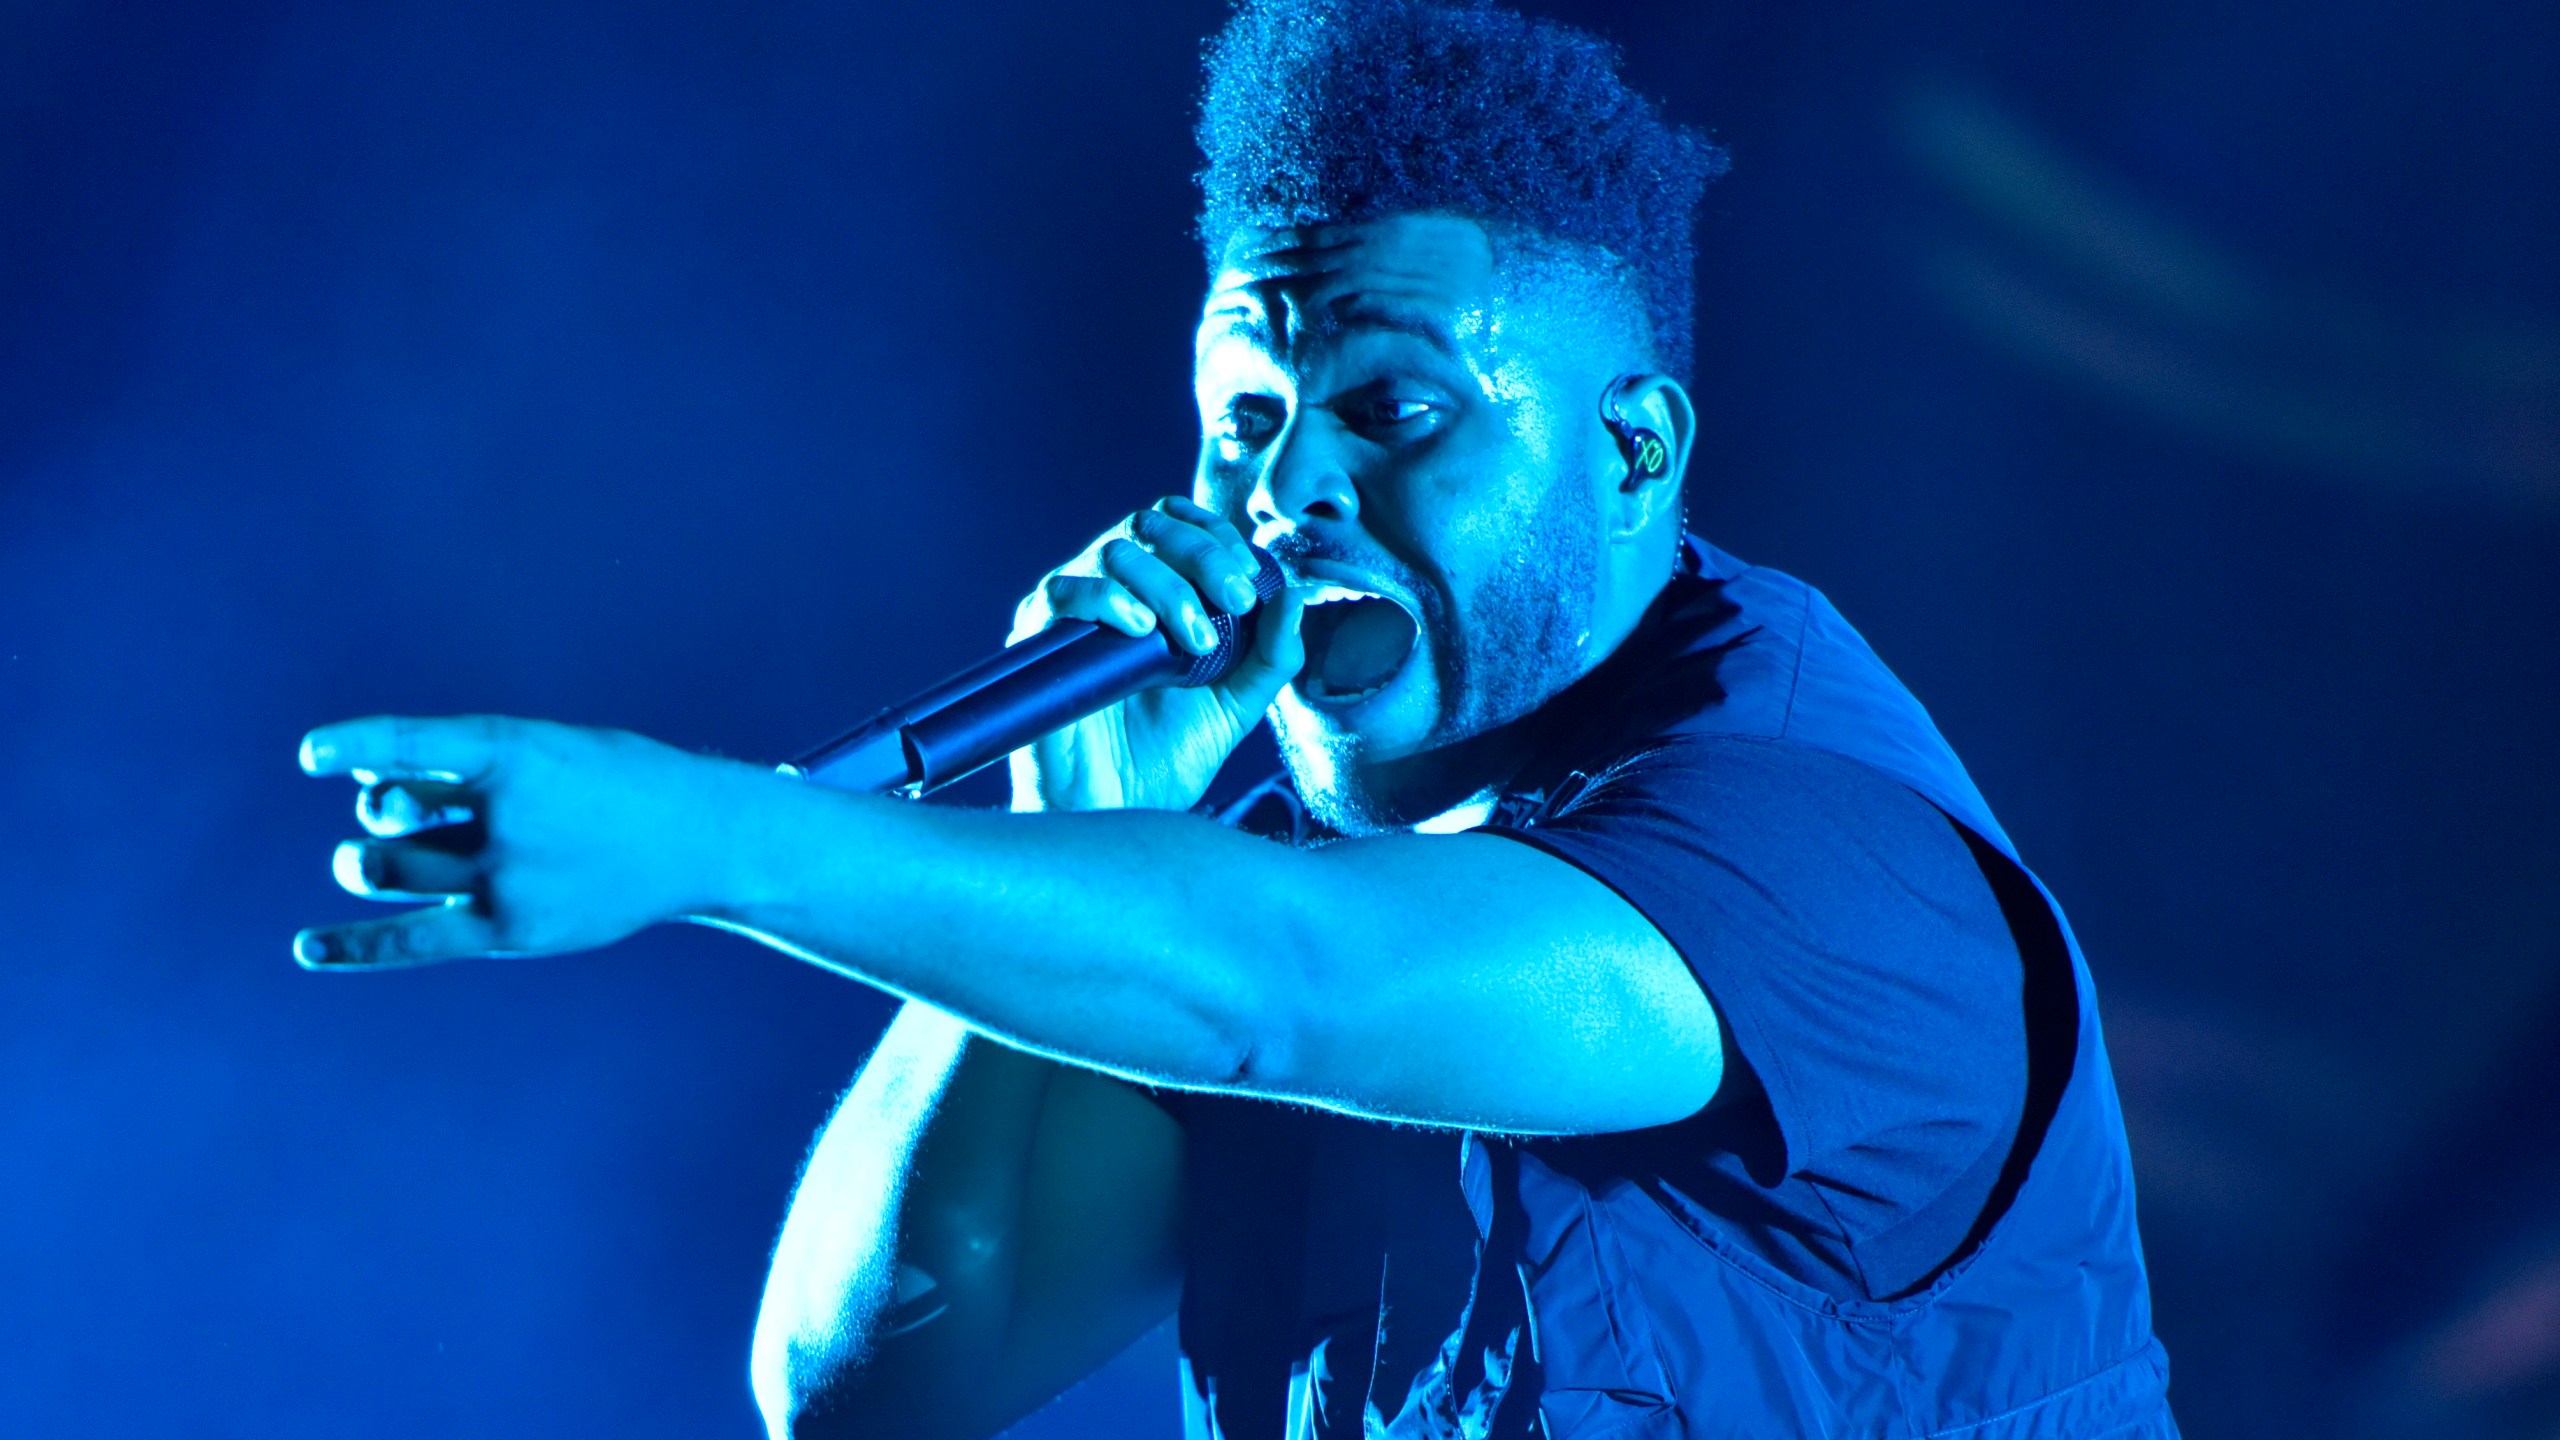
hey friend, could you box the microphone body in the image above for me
[787,546,1284,796]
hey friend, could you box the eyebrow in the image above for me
[1320,299,1461,359]
[1207,294,1463,364]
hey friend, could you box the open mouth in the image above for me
[1296,582,1419,706]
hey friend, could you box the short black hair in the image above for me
[1195,0,1728,379]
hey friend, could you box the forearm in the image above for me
[697,768,1306,1090]
[753,1002,1062,1439]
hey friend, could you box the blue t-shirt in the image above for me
[1157,551,2041,1438]
[1487,734,2029,1301]
[1397,540,2168,1439]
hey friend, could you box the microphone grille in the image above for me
[1176,544,1287,688]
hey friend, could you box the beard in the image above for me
[1273,481,1602,836]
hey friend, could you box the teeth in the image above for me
[1300,582,1384,606]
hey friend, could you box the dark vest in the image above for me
[1387,539,2176,1439]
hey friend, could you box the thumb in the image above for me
[1215,582,1304,721]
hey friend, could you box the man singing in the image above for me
[296,1,2176,1435]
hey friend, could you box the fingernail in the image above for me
[332,840,369,894]
[299,737,332,773]
[1222,575,1256,611]
[293,931,334,967]
[1188,611,1218,650]
[1117,597,1156,633]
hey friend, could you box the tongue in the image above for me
[1314,598,1415,696]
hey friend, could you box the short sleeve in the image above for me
[1483,734,2029,1298]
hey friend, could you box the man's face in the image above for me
[1193,214,1618,832]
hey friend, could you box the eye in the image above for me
[1215,394,1286,448]
[1346,392,1445,439]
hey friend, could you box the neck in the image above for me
[1587,527,1681,669]
[1324,713,1553,835]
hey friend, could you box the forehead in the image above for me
[1199,214,1499,365]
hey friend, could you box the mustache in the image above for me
[1263,532,1422,594]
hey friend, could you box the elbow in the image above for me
[752,1305,975,1440]
[749,1347,891,1440]
[1197,937,1322,1099]
[749,1310,885,1440]
[1166,843,1353,1099]
[747,1319,824,1440]
[1213,1026,1290,1096]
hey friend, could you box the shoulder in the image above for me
[1536,727,1935,830]
[1635,540,2013,854]
[1502,735,2031,1219]
[1570,539,1887,752]
[1503,733,2017,1023]
[1526,735,1982,911]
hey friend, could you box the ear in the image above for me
[1600,373,1695,542]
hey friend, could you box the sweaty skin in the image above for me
[1193,218,1656,829]
[299,213,1718,1438]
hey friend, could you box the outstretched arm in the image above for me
[298,713,1719,1134]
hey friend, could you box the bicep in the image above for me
[1267,832,1721,1135]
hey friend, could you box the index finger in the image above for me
[299,715,508,782]
[1164,496,1253,564]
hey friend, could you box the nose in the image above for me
[1246,414,1360,546]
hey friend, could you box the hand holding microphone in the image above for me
[999,496,1303,816]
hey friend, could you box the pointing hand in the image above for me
[294,715,768,970]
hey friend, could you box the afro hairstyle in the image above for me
[1195,0,1728,380]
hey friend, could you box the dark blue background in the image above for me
[3,2,2554,1435]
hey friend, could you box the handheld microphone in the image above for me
[784,545,1287,796]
